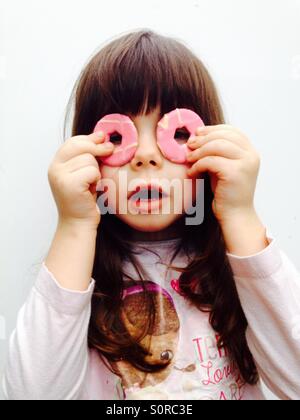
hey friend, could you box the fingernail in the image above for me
[188,136,196,143]
[95,131,104,138]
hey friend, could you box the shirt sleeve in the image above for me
[2,262,95,400]
[227,235,300,400]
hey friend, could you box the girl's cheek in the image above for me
[99,164,115,179]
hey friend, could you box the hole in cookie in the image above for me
[109,131,122,145]
[174,126,190,143]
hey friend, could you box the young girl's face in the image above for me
[99,106,199,233]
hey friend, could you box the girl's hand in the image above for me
[186,124,261,226]
[48,132,114,229]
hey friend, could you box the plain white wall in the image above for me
[1,0,299,400]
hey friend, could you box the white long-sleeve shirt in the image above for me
[2,235,300,400]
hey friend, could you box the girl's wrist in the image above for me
[58,217,99,235]
[219,207,269,257]
[45,218,98,291]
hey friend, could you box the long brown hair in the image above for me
[65,29,258,384]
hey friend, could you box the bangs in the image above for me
[98,32,202,117]
[68,30,224,137]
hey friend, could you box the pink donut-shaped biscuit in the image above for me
[93,114,138,167]
[157,108,205,164]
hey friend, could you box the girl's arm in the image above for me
[45,220,98,291]
[186,124,300,398]
[227,235,300,400]
[2,224,97,400]
[2,132,114,400]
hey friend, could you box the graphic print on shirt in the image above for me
[110,281,180,399]
[110,274,246,400]
[168,277,246,400]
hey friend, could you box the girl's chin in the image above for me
[117,213,181,232]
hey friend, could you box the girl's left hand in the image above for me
[186,124,261,226]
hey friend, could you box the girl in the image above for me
[3,29,300,400]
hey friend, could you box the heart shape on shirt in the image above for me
[170,278,181,294]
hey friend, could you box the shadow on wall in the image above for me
[0,315,7,401]
[0,316,6,341]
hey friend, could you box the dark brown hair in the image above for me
[65,29,258,384]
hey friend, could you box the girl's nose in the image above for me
[130,136,163,170]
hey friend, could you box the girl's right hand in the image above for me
[48,131,114,229]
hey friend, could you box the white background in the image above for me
[1,0,300,400]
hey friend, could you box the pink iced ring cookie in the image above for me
[93,114,138,167]
[157,108,205,164]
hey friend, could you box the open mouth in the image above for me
[128,184,168,205]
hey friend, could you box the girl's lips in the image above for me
[128,183,168,201]
[127,183,170,213]
[129,195,168,213]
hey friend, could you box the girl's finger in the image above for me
[188,129,250,151]
[187,155,232,178]
[58,138,114,163]
[86,131,107,144]
[195,124,246,138]
[70,165,102,191]
[64,153,100,174]
[187,139,244,162]
[69,131,106,146]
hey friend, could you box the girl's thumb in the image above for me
[91,131,106,143]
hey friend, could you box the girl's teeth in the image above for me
[132,189,161,201]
